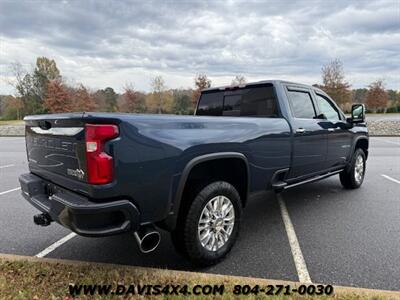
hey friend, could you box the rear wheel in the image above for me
[171,181,242,266]
[340,148,366,189]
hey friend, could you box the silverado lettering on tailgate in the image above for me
[28,136,77,153]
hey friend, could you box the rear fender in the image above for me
[162,152,250,230]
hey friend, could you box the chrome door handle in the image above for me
[296,128,306,134]
[327,128,335,132]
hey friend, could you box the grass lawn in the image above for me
[0,255,398,299]
[0,120,24,125]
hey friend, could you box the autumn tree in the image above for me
[118,84,145,113]
[352,88,368,104]
[34,57,61,99]
[93,87,118,112]
[102,87,118,112]
[365,80,389,113]
[320,59,352,111]
[231,75,247,86]
[71,84,96,112]
[387,90,400,112]
[92,90,107,111]
[10,62,42,115]
[173,89,191,115]
[1,96,24,120]
[148,75,173,113]
[0,96,5,116]
[44,80,72,113]
[10,57,61,115]
[192,74,211,106]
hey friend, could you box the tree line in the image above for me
[314,59,399,114]
[0,57,210,119]
[0,57,399,120]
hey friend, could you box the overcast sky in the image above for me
[0,0,399,94]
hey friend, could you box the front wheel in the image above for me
[340,148,366,189]
[171,181,242,266]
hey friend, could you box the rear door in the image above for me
[285,86,328,179]
[313,91,352,169]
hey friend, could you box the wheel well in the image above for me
[355,138,369,158]
[181,158,248,208]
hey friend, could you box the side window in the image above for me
[287,90,316,119]
[222,86,278,117]
[239,86,277,117]
[315,94,340,120]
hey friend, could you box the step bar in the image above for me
[272,169,343,191]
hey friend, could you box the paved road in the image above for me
[0,137,399,291]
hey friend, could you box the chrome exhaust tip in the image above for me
[134,225,161,253]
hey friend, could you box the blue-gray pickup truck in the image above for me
[19,80,368,265]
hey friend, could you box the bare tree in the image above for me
[6,62,26,90]
[150,75,167,114]
[192,74,211,107]
[119,84,145,113]
[7,58,62,115]
[321,59,352,111]
[231,75,247,86]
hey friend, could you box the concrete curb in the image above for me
[1,253,399,298]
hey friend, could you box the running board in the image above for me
[273,169,342,191]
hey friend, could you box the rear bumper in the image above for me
[19,173,140,237]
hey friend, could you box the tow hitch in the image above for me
[33,213,53,226]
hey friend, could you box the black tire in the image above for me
[171,180,206,259]
[340,148,366,189]
[171,181,242,266]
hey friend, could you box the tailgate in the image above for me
[25,115,88,183]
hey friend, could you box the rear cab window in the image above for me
[196,84,279,117]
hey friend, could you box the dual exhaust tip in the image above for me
[33,213,160,253]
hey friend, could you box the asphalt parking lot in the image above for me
[0,136,399,291]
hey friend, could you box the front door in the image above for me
[313,92,352,169]
[286,87,328,179]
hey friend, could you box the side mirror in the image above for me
[351,104,365,123]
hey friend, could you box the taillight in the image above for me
[85,124,119,184]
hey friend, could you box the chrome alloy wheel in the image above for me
[354,154,364,184]
[198,195,235,251]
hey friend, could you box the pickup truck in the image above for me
[19,80,368,266]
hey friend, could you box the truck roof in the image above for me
[202,79,324,94]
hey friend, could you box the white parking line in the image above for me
[381,174,400,185]
[0,183,77,257]
[381,140,400,146]
[0,164,15,169]
[0,187,21,196]
[277,194,312,283]
[35,232,77,258]
[0,138,24,142]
